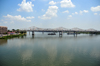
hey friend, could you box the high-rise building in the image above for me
[0,26,7,34]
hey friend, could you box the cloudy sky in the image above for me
[0,0,100,30]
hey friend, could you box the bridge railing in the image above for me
[25,29,99,32]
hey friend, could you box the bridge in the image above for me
[21,26,100,36]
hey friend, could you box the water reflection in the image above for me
[41,42,57,66]
[32,35,34,38]
[21,36,24,38]
[0,34,100,66]
[21,50,33,65]
[0,39,7,45]
[90,46,100,58]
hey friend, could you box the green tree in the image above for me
[12,29,15,32]
[16,29,20,33]
[8,30,11,32]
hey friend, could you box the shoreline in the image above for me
[0,33,26,39]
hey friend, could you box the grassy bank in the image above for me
[0,34,26,39]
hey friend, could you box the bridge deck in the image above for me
[26,30,100,33]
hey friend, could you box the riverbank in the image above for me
[0,34,26,39]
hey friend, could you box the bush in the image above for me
[0,34,25,39]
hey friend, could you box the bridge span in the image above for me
[25,30,100,36]
[20,27,100,36]
[28,30,100,35]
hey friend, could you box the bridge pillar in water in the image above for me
[67,32,69,35]
[76,32,77,37]
[29,31,30,35]
[76,32,77,36]
[42,32,44,34]
[32,35,34,38]
[74,31,75,35]
[90,32,94,35]
[59,31,63,36]
[32,31,34,35]
[74,31,77,36]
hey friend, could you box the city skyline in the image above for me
[0,0,100,30]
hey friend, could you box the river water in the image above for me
[0,32,100,66]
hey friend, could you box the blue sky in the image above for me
[0,0,100,30]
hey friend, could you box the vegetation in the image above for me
[20,31,26,34]
[7,29,27,34]
[12,29,15,32]
[0,28,27,39]
[0,34,26,39]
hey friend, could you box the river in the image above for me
[0,32,100,66]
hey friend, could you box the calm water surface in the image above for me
[0,32,100,66]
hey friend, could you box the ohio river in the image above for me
[0,32,100,66]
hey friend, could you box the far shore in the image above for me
[0,33,26,39]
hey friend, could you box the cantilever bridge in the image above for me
[20,26,100,36]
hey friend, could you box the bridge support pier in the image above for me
[74,31,77,37]
[59,31,63,36]
[76,32,77,36]
[32,35,34,38]
[29,31,30,35]
[32,31,34,35]
[67,32,69,35]
[42,32,44,34]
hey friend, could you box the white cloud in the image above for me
[1,20,4,21]
[67,18,70,19]
[17,0,34,12]
[72,13,74,15]
[79,10,88,15]
[3,14,31,22]
[91,6,100,12]
[75,12,78,14]
[60,0,75,8]
[42,9,45,12]
[4,21,8,24]
[26,16,34,19]
[49,1,56,5]
[99,14,100,15]
[10,21,14,24]
[83,10,88,13]
[62,10,69,13]
[80,10,83,15]
[38,6,58,19]
[68,15,72,17]
[94,13,97,15]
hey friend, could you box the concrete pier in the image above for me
[29,31,30,35]
[32,35,34,38]
[74,31,77,36]
[32,31,34,35]
[59,31,63,36]
[42,32,44,34]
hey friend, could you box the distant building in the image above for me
[0,26,7,34]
